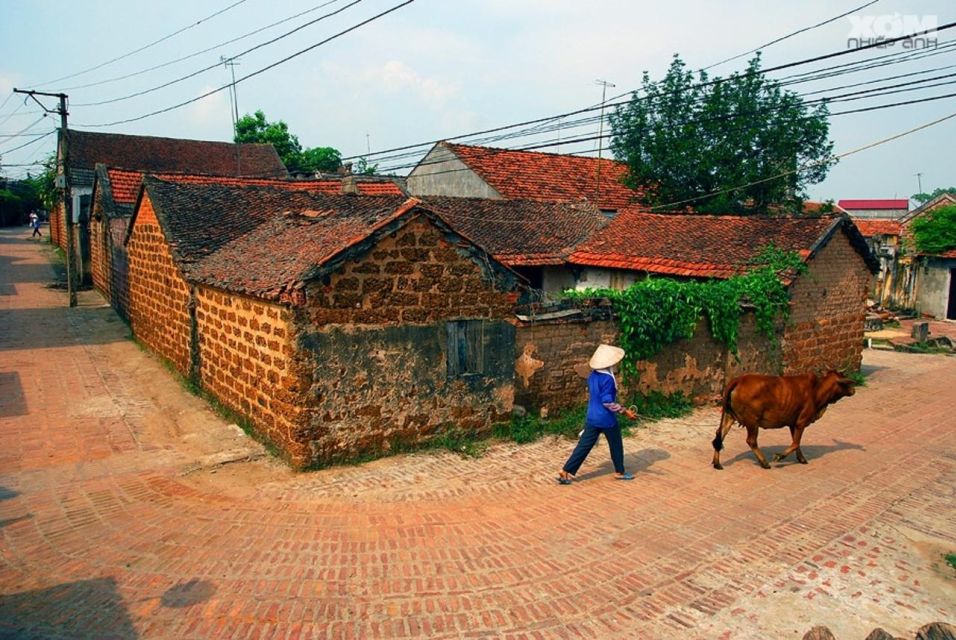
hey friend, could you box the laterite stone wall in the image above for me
[126,196,193,377]
[90,192,111,300]
[782,231,869,374]
[299,217,517,464]
[515,312,779,413]
[195,287,312,465]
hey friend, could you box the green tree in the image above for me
[911,204,956,255]
[610,55,834,215]
[234,110,341,174]
[912,186,956,205]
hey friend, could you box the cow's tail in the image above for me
[712,379,740,452]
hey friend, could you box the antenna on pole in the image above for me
[594,79,616,207]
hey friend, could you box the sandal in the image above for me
[557,473,573,485]
[616,472,635,481]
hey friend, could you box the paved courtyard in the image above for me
[0,227,954,639]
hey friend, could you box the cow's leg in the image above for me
[794,426,808,464]
[746,425,771,469]
[773,426,800,462]
[711,410,736,470]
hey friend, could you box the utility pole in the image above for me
[221,56,241,136]
[14,88,76,306]
[915,171,924,195]
[594,79,616,207]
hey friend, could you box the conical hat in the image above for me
[589,344,625,369]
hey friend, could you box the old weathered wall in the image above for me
[299,217,517,463]
[783,231,870,374]
[50,202,65,250]
[90,191,111,300]
[916,257,956,319]
[127,196,193,377]
[300,322,515,463]
[195,287,313,465]
[515,312,780,413]
[109,218,131,320]
[406,145,501,199]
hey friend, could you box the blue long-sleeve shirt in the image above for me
[585,370,623,428]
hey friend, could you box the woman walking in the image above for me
[558,344,636,485]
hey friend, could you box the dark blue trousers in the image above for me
[562,424,625,475]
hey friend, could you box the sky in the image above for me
[0,0,953,203]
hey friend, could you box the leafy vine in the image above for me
[564,244,807,377]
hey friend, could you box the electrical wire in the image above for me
[341,21,956,164]
[73,0,417,128]
[72,0,365,107]
[60,0,344,92]
[0,130,56,155]
[366,46,956,170]
[0,115,48,150]
[702,0,881,71]
[30,0,251,89]
[648,106,956,211]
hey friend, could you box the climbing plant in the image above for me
[564,244,807,377]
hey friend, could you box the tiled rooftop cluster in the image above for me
[443,142,641,210]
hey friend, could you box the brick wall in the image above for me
[127,195,193,377]
[782,230,869,374]
[515,312,780,413]
[299,217,517,464]
[195,287,312,465]
[109,217,131,321]
[304,217,515,325]
[90,191,111,300]
[50,201,65,250]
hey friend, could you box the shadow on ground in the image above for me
[719,438,865,469]
[574,447,671,481]
[0,578,138,639]
[0,306,126,351]
[160,579,216,609]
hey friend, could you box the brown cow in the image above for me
[711,371,856,470]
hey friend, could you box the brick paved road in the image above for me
[1,228,954,639]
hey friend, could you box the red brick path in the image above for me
[0,228,953,638]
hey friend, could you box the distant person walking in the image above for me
[29,212,42,238]
[557,344,637,485]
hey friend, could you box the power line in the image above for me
[59,0,344,92]
[73,0,417,128]
[702,0,881,71]
[0,130,56,155]
[373,70,956,175]
[73,0,365,107]
[342,21,956,164]
[648,107,956,211]
[0,115,48,150]
[374,91,956,182]
[30,0,251,89]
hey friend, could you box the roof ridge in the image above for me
[444,140,627,164]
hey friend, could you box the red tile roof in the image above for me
[138,180,514,301]
[853,219,902,237]
[442,142,641,210]
[421,197,608,266]
[568,209,873,279]
[837,199,909,210]
[106,168,402,206]
[66,129,288,185]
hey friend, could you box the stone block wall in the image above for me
[783,230,869,374]
[298,217,517,464]
[50,202,65,250]
[109,217,131,320]
[303,217,516,325]
[195,288,313,465]
[126,196,193,377]
[90,190,111,301]
[515,312,780,413]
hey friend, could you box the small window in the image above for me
[446,320,485,378]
